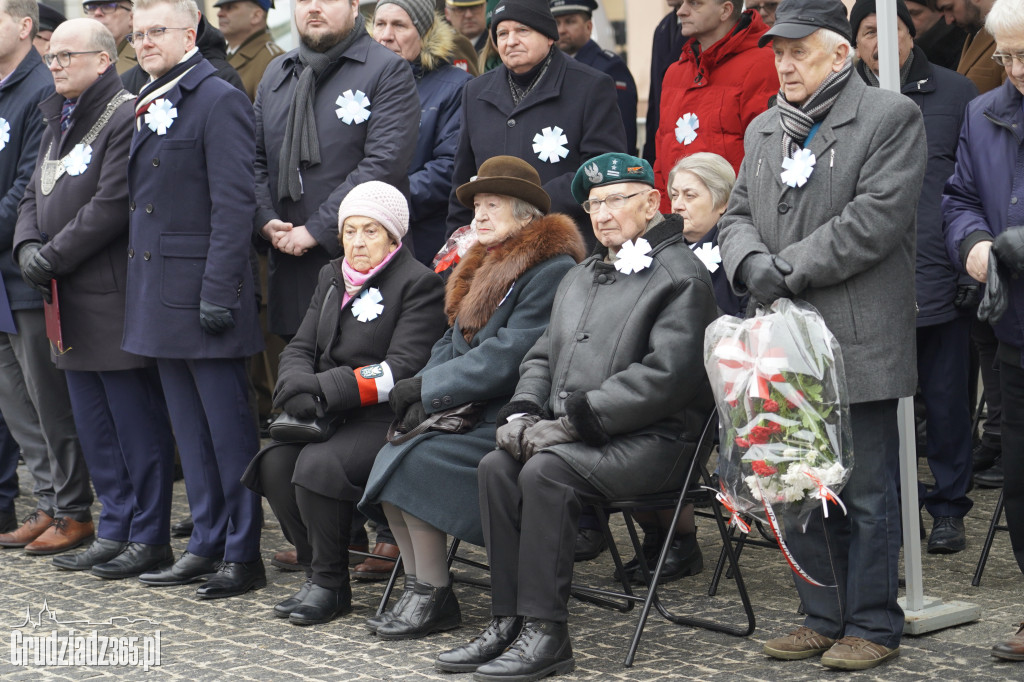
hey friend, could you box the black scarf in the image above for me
[278,15,365,203]
[859,50,915,88]
[777,59,853,159]
[507,46,554,106]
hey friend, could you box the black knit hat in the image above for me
[490,0,559,43]
[849,0,916,44]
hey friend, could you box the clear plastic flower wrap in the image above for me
[704,299,854,533]
[431,221,479,274]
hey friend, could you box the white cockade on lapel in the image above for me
[692,242,721,273]
[0,118,10,151]
[335,89,371,125]
[532,126,569,164]
[675,113,699,145]
[614,237,654,275]
[145,99,177,135]
[64,144,93,176]
[781,148,816,188]
[351,287,384,322]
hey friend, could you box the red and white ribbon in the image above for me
[706,486,751,534]
[755,479,836,588]
[804,471,847,519]
[715,320,788,401]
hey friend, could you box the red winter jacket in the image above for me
[653,11,777,213]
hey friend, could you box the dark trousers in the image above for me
[479,449,600,622]
[65,368,175,544]
[0,413,20,513]
[260,443,352,590]
[157,358,261,562]
[973,319,1002,448]
[784,400,903,649]
[997,359,1024,573]
[917,317,974,518]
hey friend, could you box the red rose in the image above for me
[786,391,805,409]
[750,460,778,477]
[764,399,780,413]
[735,437,750,448]
[748,426,772,444]
[767,422,782,434]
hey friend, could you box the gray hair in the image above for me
[986,0,1024,41]
[667,153,736,210]
[87,20,119,61]
[133,0,199,29]
[509,197,545,222]
[1,0,39,39]
[814,27,853,63]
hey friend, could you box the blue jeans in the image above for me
[783,399,904,649]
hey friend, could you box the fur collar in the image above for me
[419,14,458,72]
[446,212,585,341]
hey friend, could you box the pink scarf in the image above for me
[341,246,400,308]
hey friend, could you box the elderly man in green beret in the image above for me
[434,152,717,680]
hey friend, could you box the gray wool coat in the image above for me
[718,75,927,404]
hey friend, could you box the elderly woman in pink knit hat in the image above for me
[243,181,447,625]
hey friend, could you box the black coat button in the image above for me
[778,202,790,214]
[129,201,136,211]
[145,204,154,213]
[597,274,608,284]
[558,391,569,399]
[507,119,516,128]
[431,398,441,409]
[128,249,135,258]
[152,158,159,167]
[143,252,151,260]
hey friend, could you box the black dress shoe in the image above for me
[365,574,416,632]
[195,559,267,599]
[436,616,524,672]
[53,538,128,571]
[91,543,174,580]
[288,583,352,625]
[0,509,15,534]
[473,618,574,681]
[139,551,221,585]
[171,517,194,538]
[971,441,1000,472]
[975,460,1004,488]
[928,516,966,554]
[376,576,461,640]
[275,578,314,618]
[618,532,704,585]
[573,528,606,562]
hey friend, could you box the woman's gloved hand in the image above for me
[389,376,423,421]
[273,373,321,409]
[496,414,542,461]
[282,393,319,419]
[398,401,427,432]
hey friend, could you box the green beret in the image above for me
[571,153,654,204]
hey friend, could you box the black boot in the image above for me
[365,574,416,633]
[436,616,523,672]
[473,618,574,681]
[274,578,314,618]
[375,576,461,640]
[288,583,352,626]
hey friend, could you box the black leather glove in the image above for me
[978,253,1009,324]
[18,242,52,299]
[282,393,319,419]
[738,253,794,307]
[520,417,580,462]
[495,414,542,461]
[992,226,1024,274]
[199,299,235,335]
[389,376,423,419]
[953,283,981,310]
[398,401,427,432]
[273,373,321,409]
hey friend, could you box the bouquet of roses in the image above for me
[704,299,853,532]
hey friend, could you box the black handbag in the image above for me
[386,401,487,445]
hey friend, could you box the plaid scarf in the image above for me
[777,60,853,159]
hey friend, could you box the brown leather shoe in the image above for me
[351,542,401,581]
[0,510,54,548]
[271,549,306,571]
[993,623,1024,661]
[25,518,95,555]
[348,542,369,566]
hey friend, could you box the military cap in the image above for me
[446,0,486,6]
[571,153,654,203]
[549,0,597,17]
[213,0,274,9]
[38,3,66,32]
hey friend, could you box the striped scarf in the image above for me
[135,49,202,131]
[777,60,853,159]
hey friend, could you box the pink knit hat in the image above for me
[337,181,410,243]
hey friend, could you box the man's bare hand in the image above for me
[275,225,318,257]
[261,219,293,248]
[967,240,992,283]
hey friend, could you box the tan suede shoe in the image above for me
[820,636,899,670]
[763,626,836,660]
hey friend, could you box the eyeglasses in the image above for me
[747,2,780,12]
[83,2,130,15]
[991,52,1024,68]
[581,191,646,214]
[42,50,103,68]
[126,27,191,45]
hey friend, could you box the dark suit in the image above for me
[14,65,175,544]
[573,39,638,155]
[124,55,264,562]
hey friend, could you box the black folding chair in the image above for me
[973,488,1009,587]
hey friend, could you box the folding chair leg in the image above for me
[568,512,636,612]
[375,554,404,617]
[972,488,1006,587]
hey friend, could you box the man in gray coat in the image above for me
[255,0,419,338]
[718,0,926,671]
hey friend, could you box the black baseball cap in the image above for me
[757,0,853,48]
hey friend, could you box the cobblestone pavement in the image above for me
[1,457,1022,681]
